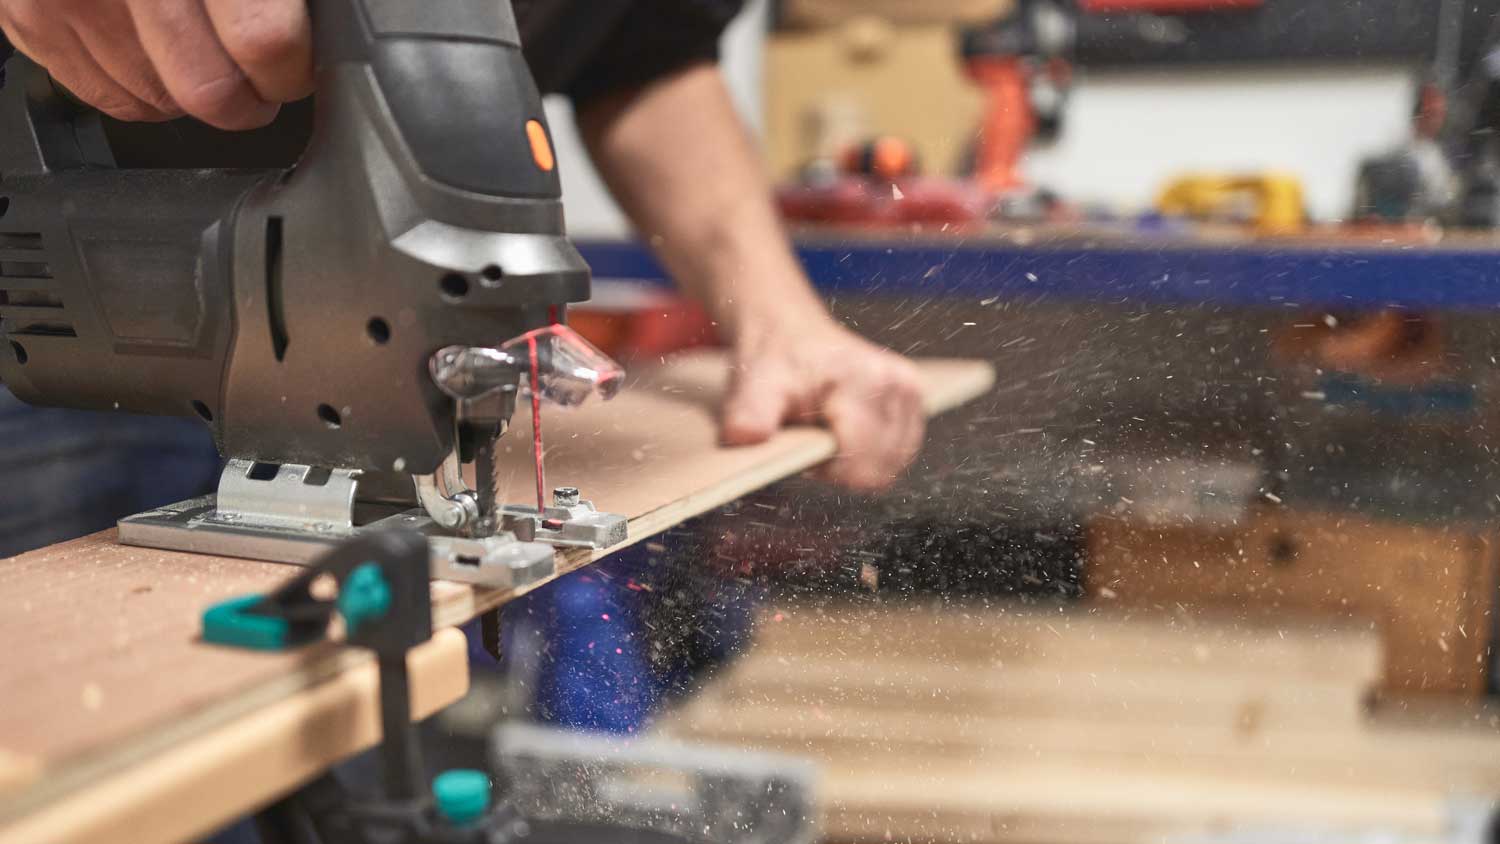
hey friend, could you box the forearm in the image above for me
[575,62,925,487]
[575,63,826,343]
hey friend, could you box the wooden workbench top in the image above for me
[0,350,994,844]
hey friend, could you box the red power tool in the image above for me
[777,137,992,228]
[960,0,1076,194]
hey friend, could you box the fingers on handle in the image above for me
[65,6,179,119]
[203,0,313,103]
[127,0,278,130]
[0,2,169,121]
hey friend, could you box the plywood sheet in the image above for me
[0,352,994,837]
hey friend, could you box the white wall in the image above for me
[551,0,770,238]
[1024,63,1417,222]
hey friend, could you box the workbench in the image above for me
[0,351,995,844]
[578,227,1500,308]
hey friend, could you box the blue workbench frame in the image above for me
[577,237,1500,310]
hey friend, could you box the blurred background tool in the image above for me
[1353,0,1464,224]
[1354,79,1459,224]
[1155,172,1306,234]
[960,0,1075,195]
[777,135,992,226]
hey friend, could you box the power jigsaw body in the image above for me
[0,0,625,585]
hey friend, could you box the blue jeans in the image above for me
[474,538,760,734]
[0,387,221,557]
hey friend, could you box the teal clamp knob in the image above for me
[337,563,392,635]
[202,594,288,651]
[433,769,492,826]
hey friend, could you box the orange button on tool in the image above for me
[526,119,555,172]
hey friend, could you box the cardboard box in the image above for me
[765,23,986,182]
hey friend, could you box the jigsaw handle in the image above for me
[308,0,560,203]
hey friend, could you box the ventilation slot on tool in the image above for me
[3,319,76,338]
[0,261,50,279]
[0,233,51,283]
[247,461,282,481]
[0,303,77,335]
[0,233,43,251]
[0,289,62,308]
[0,228,73,337]
[266,217,288,362]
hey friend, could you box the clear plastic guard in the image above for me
[429,325,625,406]
[499,324,624,407]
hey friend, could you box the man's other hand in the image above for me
[721,317,926,492]
[0,0,313,129]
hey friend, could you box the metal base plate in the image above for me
[118,496,558,589]
[501,501,628,548]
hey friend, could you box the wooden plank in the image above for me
[0,629,468,844]
[748,603,1384,684]
[654,730,1467,842]
[0,352,994,836]
[702,655,1372,731]
[815,766,1453,844]
[706,604,1383,731]
[658,602,1500,843]
[669,701,1500,792]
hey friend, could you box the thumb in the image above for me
[721,372,791,446]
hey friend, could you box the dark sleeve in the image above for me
[565,0,746,106]
[0,32,15,89]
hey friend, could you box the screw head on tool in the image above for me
[552,486,580,507]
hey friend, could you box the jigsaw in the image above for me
[0,0,626,587]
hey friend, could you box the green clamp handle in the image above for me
[202,562,393,651]
[202,594,289,651]
[338,563,392,635]
[200,531,423,655]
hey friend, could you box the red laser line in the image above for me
[528,333,545,512]
[531,307,560,513]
